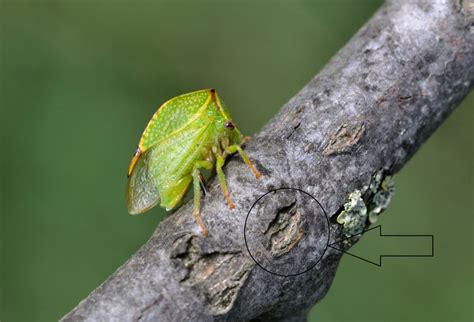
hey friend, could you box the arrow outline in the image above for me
[328,225,434,267]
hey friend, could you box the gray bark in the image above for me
[62,0,473,321]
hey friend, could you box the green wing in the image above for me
[127,148,161,214]
[139,89,212,151]
[148,120,212,209]
[127,119,212,214]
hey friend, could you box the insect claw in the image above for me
[194,209,209,237]
[242,136,252,144]
[248,162,262,179]
[225,194,235,209]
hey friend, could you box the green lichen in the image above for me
[336,190,367,238]
[367,174,395,223]
[336,170,395,247]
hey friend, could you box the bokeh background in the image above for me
[1,0,472,321]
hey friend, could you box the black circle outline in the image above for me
[244,187,330,277]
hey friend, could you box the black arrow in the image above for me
[328,225,434,267]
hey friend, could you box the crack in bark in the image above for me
[263,201,305,257]
[136,296,163,321]
[169,235,252,315]
[323,123,366,155]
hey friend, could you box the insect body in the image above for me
[127,89,261,236]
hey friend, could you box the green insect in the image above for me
[127,89,261,236]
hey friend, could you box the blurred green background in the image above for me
[1,0,472,321]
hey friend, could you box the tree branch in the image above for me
[62,0,473,321]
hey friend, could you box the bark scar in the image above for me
[286,121,302,139]
[264,201,305,257]
[323,123,365,155]
[169,235,252,315]
[136,295,163,321]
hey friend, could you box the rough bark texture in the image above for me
[62,0,473,321]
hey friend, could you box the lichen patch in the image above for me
[336,190,367,240]
[336,169,395,247]
[364,170,395,223]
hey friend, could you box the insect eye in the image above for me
[224,121,235,130]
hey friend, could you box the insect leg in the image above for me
[216,154,235,209]
[192,168,208,237]
[191,160,213,236]
[226,145,262,179]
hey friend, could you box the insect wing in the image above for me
[127,148,161,214]
[128,120,211,213]
[139,89,212,151]
[149,122,211,201]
